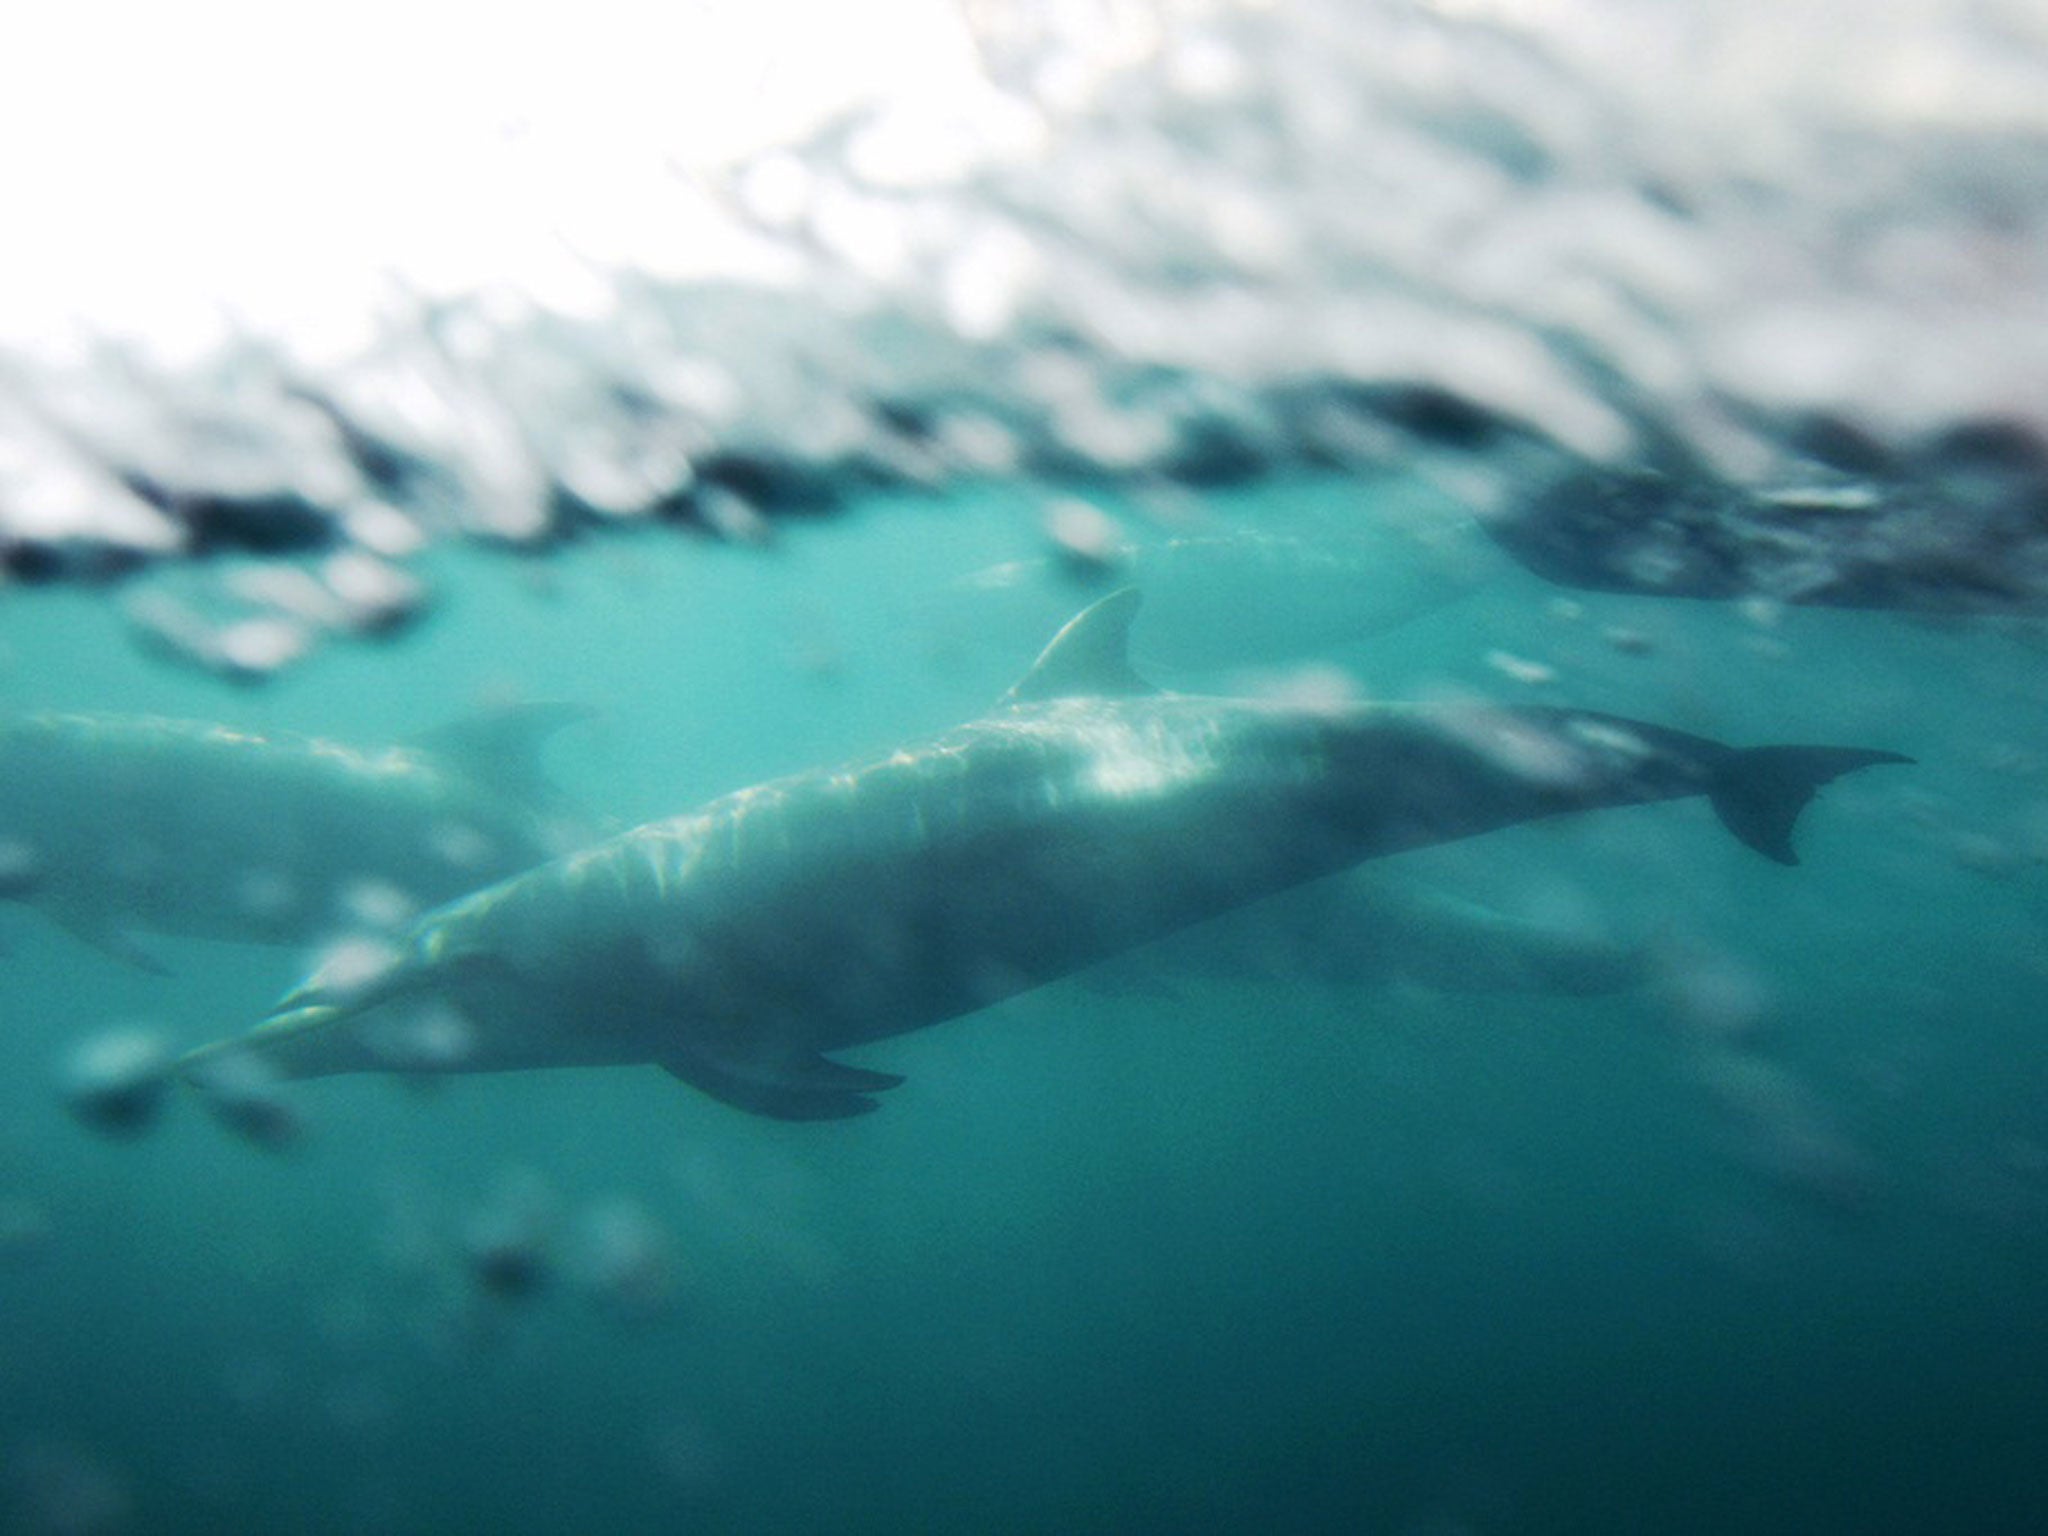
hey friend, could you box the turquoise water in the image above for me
[2,473,2045,1534]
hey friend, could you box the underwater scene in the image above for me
[3,2,2047,1532]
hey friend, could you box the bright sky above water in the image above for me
[0,0,993,359]
[8,0,2044,372]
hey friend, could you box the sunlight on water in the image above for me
[0,0,990,353]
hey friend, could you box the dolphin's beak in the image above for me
[176,1002,347,1080]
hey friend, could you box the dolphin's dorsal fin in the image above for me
[407,702,593,805]
[1001,589,1153,705]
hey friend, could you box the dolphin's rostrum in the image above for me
[182,592,1909,1119]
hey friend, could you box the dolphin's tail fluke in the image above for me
[1708,746,1913,865]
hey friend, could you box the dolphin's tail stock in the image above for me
[1707,746,1914,865]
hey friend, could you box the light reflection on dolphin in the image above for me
[183,591,1908,1119]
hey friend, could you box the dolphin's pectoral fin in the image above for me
[48,907,171,976]
[1001,588,1155,706]
[657,1047,905,1121]
[755,1053,906,1097]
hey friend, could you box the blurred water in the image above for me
[3,2,2047,1533]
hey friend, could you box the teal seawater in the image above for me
[1,475,2044,1534]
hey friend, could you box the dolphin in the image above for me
[940,518,1480,673]
[1113,871,1651,999]
[0,705,590,970]
[181,591,1908,1118]
[1477,460,2048,613]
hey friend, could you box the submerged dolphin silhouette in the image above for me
[1116,871,1652,999]
[1479,460,2048,613]
[182,592,1908,1118]
[0,705,589,970]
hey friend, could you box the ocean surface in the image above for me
[3,3,2047,1534]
